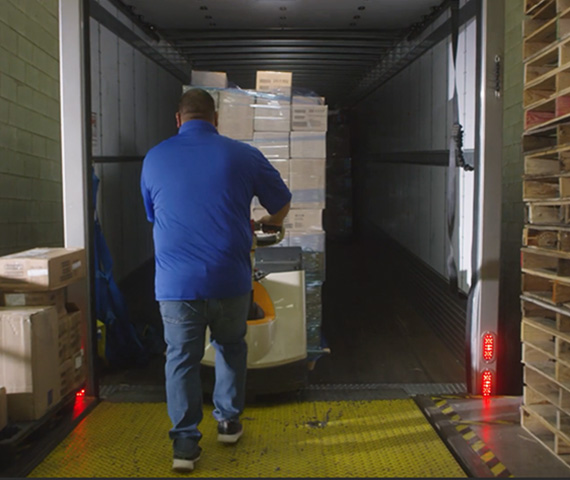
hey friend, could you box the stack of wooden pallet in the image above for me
[521,0,570,466]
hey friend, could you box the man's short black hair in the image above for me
[178,88,216,121]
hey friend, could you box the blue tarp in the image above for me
[93,169,148,368]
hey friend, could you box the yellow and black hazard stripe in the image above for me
[433,396,514,478]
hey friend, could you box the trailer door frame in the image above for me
[59,0,98,398]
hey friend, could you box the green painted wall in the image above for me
[0,0,62,256]
[499,0,524,394]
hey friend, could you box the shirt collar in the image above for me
[178,119,218,135]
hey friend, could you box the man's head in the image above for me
[176,88,217,128]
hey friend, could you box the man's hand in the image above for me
[258,215,282,227]
[258,201,290,227]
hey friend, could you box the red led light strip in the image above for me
[482,370,493,397]
[483,333,494,361]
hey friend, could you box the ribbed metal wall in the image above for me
[381,230,467,362]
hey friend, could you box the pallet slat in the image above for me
[522,271,570,305]
[523,123,570,153]
[521,248,570,276]
[526,201,570,225]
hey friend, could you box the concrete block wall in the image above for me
[499,0,524,394]
[0,0,62,256]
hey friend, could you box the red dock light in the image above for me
[482,332,495,362]
[481,370,493,397]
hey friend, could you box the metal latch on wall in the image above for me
[494,55,501,99]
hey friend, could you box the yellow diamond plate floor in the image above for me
[29,399,465,478]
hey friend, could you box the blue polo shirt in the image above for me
[140,120,291,301]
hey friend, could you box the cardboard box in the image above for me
[190,70,228,88]
[290,132,326,159]
[0,387,7,431]
[255,71,292,99]
[0,306,61,421]
[218,89,254,140]
[253,159,290,207]
[0,248,86,291]
[3,289,66,316]
[290,159,326,209]
[292,105,328,131]
[292,95,325,105]
[252,132,289,159]
[71,349,86,390]
[254,98,291,132]
[285,210,323,232]
[270,159,290,184]
[58,329,70,363]
[68,315,82,356]
[57,304,82,362]
[59,360,73,397]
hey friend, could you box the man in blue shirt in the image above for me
[141,88,291,473]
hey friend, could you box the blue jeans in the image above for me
[159,293,249,454]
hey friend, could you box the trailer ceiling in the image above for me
[120,0,443,106]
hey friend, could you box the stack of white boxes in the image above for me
[184,71,327,353]
[0,248,87,424]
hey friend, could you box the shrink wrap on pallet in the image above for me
[290,159,326,209]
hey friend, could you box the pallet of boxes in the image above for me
[520,0,570,466]
[0,248,87,427]
[188,69,327,356]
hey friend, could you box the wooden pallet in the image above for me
[522,271,570,306]
[522,247,570,278]
[521,2,570,467]
[525,0,555,17]
[525,145,570,173]
[523,122,570,153]
[525,200,570,224]
[523,174,570,201]
[524,11,570,61]
[521,404,570,463]
[523,224,570,253]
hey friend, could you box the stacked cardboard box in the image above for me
[252,72,326,353]
[183,71,328,353]
[0,248,87,422]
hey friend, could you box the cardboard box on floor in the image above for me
[2,289,67,316]
[0,248,85,291]
[0,306,61,421]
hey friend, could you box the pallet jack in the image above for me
[201,221,308,395]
